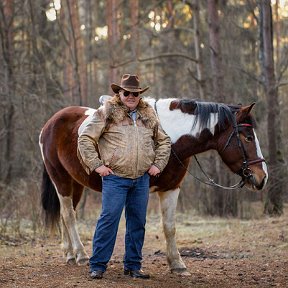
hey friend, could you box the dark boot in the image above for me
[90,270,104,279]
[124,269,150,279]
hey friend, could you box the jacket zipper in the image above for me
[133,117,139,179]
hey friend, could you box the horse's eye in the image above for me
[245,135,253,142]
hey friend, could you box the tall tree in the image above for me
[84,0,94,103]
[259,1,284,215]
[0,0,15,184]
[206,0,239,216]
[189,0,205,99]
[60,0,87,105]
[66,0,87,105]
[207,0,224,102]
[107,0,119,84]
[160,0,182,97]
[130,0,139,73]
[61,1,74,101]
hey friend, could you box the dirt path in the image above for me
[1,211,288,287]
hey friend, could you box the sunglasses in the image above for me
[123,91,140,97]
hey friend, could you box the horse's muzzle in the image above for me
[244,174,267,191]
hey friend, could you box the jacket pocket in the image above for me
[105,147,118,167]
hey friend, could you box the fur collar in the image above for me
[102,95,159,129]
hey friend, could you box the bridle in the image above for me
[154,99,265,190]
[221,117,265,182]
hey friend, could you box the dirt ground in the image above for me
[1,206,288,288]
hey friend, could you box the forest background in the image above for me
[0,0,287,237]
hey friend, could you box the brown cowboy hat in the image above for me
[111,74,149,94]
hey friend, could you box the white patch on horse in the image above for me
[158,188,179,233]
[78,108,97,136]
[146,98,218,143]
[56,193,88,263]
[158,188,187,272]
[253,129,268,183]
[39,129,45,161]
[99,95,112,105]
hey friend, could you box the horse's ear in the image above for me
[242,102,255,116]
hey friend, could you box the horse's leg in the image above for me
[61,215,75,264]
[45,159,89,265]
[158,189,190,275]
[60,181,85,265]
[57,180,89,265]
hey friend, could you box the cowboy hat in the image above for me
[111,74,149,94]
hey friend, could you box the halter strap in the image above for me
[238,123,252,127]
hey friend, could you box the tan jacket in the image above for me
[77,96,171,179]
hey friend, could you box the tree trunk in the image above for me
[259,1,284,216]
[130,0,139,73]
[206,0,237,216]
[84,0,93,105]
[192,0,205,99]
[107,0,119,85]
[60,2,73,101]
[67,0,87,105]
[161,0,180,97]
[274,0,280,68]
[207,0,224,102]
[0,0,15,184]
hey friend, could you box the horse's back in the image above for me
[40,106,87,161]
[42,106,90,134]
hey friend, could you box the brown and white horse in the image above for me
[39,97,268,273]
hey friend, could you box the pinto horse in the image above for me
[39,97,268,273]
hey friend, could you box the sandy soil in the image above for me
[1,208,288,288]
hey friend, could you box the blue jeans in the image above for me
[89,173,150,272]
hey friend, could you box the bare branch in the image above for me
[277,80,288,88]
[110,59,135,68]
[138,53,198,63]
[188,68,203,85]
[111,53,198,68]
[229,64,264,85]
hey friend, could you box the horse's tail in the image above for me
[41,165,60,231]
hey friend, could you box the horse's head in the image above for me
[218,103,268,191]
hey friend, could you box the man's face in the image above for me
[119,90,141,111]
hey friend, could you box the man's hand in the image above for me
[95,165,114,177]
[148,165,160,177]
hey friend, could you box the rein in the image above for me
[172,150,245,189]
[154,99,265,190]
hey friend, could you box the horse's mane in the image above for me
[192,101,240,131]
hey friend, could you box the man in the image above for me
[77,74,171,279]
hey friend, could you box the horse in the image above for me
[39,97,268,274]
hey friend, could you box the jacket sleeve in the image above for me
[153,125,171,172]
[77,110,105,174]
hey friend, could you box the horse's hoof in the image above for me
[65,251,76,265]
[171,268,190,275]
[77,257,89,266]
[66,257,76,265]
